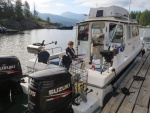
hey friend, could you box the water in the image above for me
[139,28,150,38]
[0,29,76,73]
[0,28,150,113]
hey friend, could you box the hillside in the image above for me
[38,12,87,26]
[61,12,87,22]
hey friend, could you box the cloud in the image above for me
[55,3,66,7]
[22,0,53,6]
[74,0,150,11]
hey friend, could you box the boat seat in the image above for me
[50,57,60,66]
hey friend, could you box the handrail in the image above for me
[46,47,62,55]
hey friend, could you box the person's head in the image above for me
[68,41,74,49]
[38,46,44,52]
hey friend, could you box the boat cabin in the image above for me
[76,6,141,69]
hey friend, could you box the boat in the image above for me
[0,26,7,33]
[20,5,144,113]
[143,37,150,51]
[57,25,73,30]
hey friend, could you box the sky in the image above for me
[23,0,150,15]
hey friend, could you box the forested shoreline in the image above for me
[0,0,53,30]
[0,0,37,21]
[130,10,150,27]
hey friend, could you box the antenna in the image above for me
[128,0,131,21]
[34,2,35,18]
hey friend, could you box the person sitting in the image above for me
[37,47,50,64]
[66,41,77,59]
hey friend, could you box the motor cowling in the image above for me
[0,56,22,96]
[28,67,74,113]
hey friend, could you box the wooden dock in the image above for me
[7,29,19,34]
[101,51,150,113]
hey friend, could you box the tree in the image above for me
[47,17,50,23]
[15,0,24,20]
[0,0,15,19]
[130,11,136,19]
[24,1,31,18]
[136,11,141,24]
[139,10,150,26]
[33,2,38,19]
[8,3,15,19]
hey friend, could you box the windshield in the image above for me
[92,22,105,35]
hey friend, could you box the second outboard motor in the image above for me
[28,67,74,113]
[0,56,22,96]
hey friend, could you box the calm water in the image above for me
[0,29,76,73]
[139,28,150,38]
[0,28,150,113]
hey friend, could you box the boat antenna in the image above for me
[128,0,131,22]
[33,2,36,19]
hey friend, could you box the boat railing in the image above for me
[46,47,63,55]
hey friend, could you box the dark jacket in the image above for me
[66,47,76,58]
[38,51,50,64]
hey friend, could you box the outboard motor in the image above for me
[28,67,74,113]
[0,56,22,96]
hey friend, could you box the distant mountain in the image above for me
[38,12,87,26]
[38,13,79,26]
[61,12,87,22]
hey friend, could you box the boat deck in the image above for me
[101,50,150,113]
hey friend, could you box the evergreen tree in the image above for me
[24,1,31,18]
[15,0,24,20]
[47,17,50,23]
[130,11,136,19]
[136,11,141,24]
[33,3,38,19]
[139,10,150,26]
[7,3,15,19]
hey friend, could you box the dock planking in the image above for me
[133,105,148,113]
[6,29,19,34]
[101,51,150,113]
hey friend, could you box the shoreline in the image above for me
[0,19,59,31]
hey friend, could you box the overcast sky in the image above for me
[23,0,150,15]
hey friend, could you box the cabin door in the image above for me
[109,23,124,48]
[76,24,91,59]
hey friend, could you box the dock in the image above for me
[101,51,150,113]
[6,29,19,34]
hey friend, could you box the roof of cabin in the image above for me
[77,17,138,25]
[77,6,138,25]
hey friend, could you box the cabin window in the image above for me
[128,26,131,39]
[91,22,105,38]
[132,26,139,37]
[109,23,123,43]
[78,24,89,41]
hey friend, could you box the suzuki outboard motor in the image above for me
[0,56,22,96]
[28,67,74,113]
